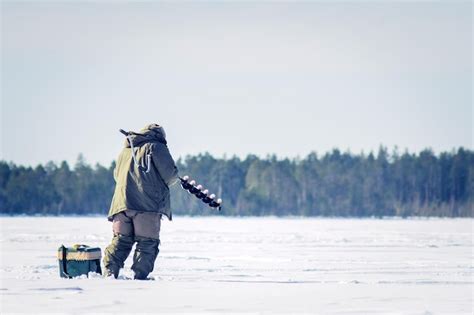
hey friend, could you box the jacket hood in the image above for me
[124,124,167,148]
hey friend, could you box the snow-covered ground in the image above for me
[0,216,472,314]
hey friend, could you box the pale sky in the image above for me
[1,1,472,167]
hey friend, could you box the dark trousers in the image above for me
[103,210,162,280]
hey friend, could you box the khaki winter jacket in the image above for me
[108,124,179,221]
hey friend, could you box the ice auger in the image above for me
[179,176,222,211]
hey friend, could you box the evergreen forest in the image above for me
[0,147,472,217]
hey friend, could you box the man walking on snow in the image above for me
[103,123,178,280]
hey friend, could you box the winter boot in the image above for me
[131,237,160,280]
[103,234,134,278]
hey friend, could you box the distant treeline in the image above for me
[0,148,473,217]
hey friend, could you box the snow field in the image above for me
[0,217,472,314]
